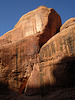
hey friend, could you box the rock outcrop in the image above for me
[60,18,75,31]
[0,6,75,100]
[26,18,75,95]
[0,6,61,93]
[0,6,61,46]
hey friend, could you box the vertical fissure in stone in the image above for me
[16,43,18,88]
[20,41,22,82]
[67,35,75,54]
[0,58,2,79]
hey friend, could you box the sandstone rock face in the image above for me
[0,36,40,92]
[0,6,61,45]
[0,6,62,93]
[0,5,75,100]
[39,23,75,93]
[60,18,75,31]
[26,18,75,95]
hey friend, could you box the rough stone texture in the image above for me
[0,36,40,92]
[60,18,75,31]
[39,24,75,93]
[0,6,62,93]
[0,6,75,100]
[26,21,75,95]
[40,25,75,84]
[0,6,61,45]
[2,18,74,99]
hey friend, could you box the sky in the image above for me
[0,0,75,36]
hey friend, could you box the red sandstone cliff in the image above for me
[0,6,75,100]
[0,6,61,92]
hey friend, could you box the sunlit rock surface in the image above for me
[0,6,61,45]
[0,6,61,93]
[26,18,75,96]
[60,18,75,31]
[0,6,75,100]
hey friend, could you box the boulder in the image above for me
[0,6,61,45]
[0,6,62,93]
[60,18,75,31]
